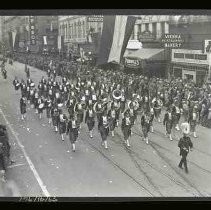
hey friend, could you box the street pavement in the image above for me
[0,59,211,197]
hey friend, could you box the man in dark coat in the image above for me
[178,122,193,173]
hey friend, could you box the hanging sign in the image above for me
[29,16,36,45]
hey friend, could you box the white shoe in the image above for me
[72,143,76,152]
[126,140,130,147]
[104,141,108,149]
[169,135,173,141]
[193,132,197,138]
[90,131,93,138]
[151,127,154,133]
[111,131,114,137]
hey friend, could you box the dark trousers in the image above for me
[179,150,188,172]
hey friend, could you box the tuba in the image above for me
[112,89,122,100]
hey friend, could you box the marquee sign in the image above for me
[124,57,140,68]
[161,34,184,48]
[29,16,36,45]
[138,30,156,42]
[87,15,103,22]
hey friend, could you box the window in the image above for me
[195,54,207,60]
[174,53,184,58]
[161,22,165,35]
[185,54,194,59]
[152,22,156,35]
[145,23,149,31]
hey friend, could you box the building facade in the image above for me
[2,16,58,53]
[169,15,211,85]
[131,15,170,48]
[58,15,103,57]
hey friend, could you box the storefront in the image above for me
[171,49,211,86]
[123,48,167,77]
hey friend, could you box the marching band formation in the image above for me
[10,60,211,157]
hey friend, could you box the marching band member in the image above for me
[188,104,199,138]
[66,114,79,152]
[45,96,52,124]
[29,87,35,108]
[26,84,31,104]
[20,96,27,120]
[108,103,118,137]
[37,96,45,119]
[98,108,109,149]
[181,99,189,122]
[141,111,151,144]
[85,105,95,138]
[121,110,132,147]
[163,107,173,141]
[172,101,181,131]
[34,89,39,114]
[178,122,193,173]
[20,80,27,98]
[153,97,162,123]
[59,111,67,141]
[13,77,20,91]
[74,99,85,130]
[149,105,155,133]
[51,105,60,132]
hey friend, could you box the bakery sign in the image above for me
[29,16,36,45]
[161,34,184,48]
[124,57,140,68]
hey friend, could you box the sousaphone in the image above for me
[112,89,122,100]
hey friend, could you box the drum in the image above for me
[39,103,44,109]
[30,83,35,87]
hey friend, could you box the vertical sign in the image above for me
[29,16,36,45]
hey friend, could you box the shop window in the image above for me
[185,54,194,59]
[173,67,182,78]
[174,53,184,59]
[195,54,207,60]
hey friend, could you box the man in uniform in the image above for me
[178,121,193,173]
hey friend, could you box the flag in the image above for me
[58,35,61,50]
[97,15,136,66]
[12,31,17,49]
[50,22,53,31]
[8,32,13,50]
[43,36,47,45]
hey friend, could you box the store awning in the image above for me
[124,48,165,61]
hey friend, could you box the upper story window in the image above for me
[174,53,184,58]
[195,54,207,60]
[185,54,194,59]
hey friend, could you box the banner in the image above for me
[12,31,17,49]
[29,16,36,45]
[58,35,61,50]
[97,15,136,66]
[43,36,47,45]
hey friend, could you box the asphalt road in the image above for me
[0,59,211,197]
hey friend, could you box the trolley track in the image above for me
[129,129,205,196]
[80,135,155,197]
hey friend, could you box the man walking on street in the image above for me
[178,121,193,173]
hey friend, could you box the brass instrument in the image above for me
[112,89,122,100]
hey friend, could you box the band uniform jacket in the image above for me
[13,79,20,91]
[121,116,132,140]
[188,110,198,132]
[178,136,193,156]
[51,107,60,127]
[66,119,79,143]
[141,115,151,138]
[163,112,173,134]
[108,109,117,131]
[58,114,67,134]
[85,109,95,131]
[20,98,27,114]
[45,99,52,118]
[98,115,109,141]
